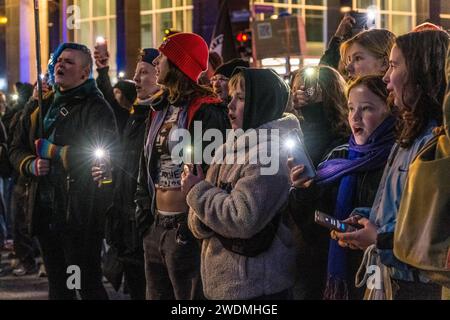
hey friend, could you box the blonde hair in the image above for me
[228,71,245,96]
[340,29,396,72]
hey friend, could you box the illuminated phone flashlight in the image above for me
[40,74,46,80]
[94,148,112,184]
[118,71,125,79]
[95,148,105,159]
[96,36,106,45]
[11,94,19,101]
[303,67,317,98]
[285,138,296,151]
[367,6,378,23]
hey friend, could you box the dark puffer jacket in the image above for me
[96,66,130,134]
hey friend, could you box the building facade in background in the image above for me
[1,0,449,92]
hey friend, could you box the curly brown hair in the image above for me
[394,30,449,148]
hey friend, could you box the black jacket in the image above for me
[9,83,118,235]
[96,66,130,134]
[300,101,347,167]
[134,93,230,237]
[105,103,150,257]
[319,36,344,70]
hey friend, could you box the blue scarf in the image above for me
[321,116,396,300]
[315,116,396,185]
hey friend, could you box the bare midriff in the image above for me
[155,188,189,213]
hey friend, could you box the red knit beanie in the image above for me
[158,32,209,83]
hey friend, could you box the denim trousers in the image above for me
[143,213,203,300]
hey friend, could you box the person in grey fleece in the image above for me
[181,67,301,300]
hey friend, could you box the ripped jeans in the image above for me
[143,212,203,300]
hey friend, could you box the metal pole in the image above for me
[34,0,44,138]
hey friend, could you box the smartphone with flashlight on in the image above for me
[94,148,112,185]
[302,67,320,102]
[314,210,362,233]
[286,129,316,179]
[350,11,368,36]
[95,36,109,59]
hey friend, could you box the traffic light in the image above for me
[236,30,252,59]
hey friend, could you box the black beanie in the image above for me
[141,48,159,65]
[214,58,249,79]
[114,80,137,104]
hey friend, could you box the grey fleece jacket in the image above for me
[187,113,300,300]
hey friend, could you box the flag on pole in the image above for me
[210,0,239,63]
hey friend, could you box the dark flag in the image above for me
[210,0,239,62]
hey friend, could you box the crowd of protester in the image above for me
[0,14,449,301]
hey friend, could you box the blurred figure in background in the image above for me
[198,51,223,86]
[210,58,249,104]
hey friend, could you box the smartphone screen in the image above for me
[286,129,316,178]
[314,211,360,233]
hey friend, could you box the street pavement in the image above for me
[0,250,129,300]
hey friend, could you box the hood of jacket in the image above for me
[237,68,290,131]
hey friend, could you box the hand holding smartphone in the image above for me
[285,129,316,179]
[314,210,362,233]
[302,67,320,102]
[95,36,109,61]
[349,11,368,36]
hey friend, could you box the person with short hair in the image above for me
[210,58,249,103]
[9,42,118,300]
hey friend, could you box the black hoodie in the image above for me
[235,68,290,130]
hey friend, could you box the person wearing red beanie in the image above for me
[135,32,230,300]
[157,32,209,83]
